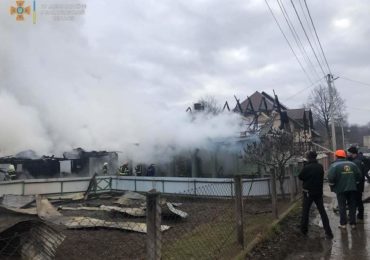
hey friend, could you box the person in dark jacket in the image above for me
[299,151,333,238]
[147,164,156,176]
[358,152,370,183]
[328,150,361,229]
[347,146,365,222]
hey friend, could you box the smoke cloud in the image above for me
[0,0,244,163]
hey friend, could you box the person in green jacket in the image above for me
[328,150,361,229]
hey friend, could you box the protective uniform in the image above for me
[118,163,130,176]
[102,162,108,175]
[328,150,361,227]
[7,164,16,180]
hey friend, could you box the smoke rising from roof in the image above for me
[0,1,244,162]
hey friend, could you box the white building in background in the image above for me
[363,136,370,149]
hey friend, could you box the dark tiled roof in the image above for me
[286,109,306,120]
[234,91,289,115]
[235,91,273,114]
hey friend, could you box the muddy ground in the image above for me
[245,205,333,260]
[0,194,290,260]
[54,195,284,260]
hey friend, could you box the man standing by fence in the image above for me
[299,151,333,239]
[328,150,361,229]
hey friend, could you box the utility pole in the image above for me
[327,74,336,152]
[340,118,345,149]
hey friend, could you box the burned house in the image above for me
[234,91,320,145]
[0,149,118,180]
[63,148,118,176]
[0,150,63,179]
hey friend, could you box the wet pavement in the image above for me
[311,183,370,259]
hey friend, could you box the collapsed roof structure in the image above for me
[0,148,118,180]
[233,91,320,145]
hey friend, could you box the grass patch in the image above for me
[162,211,275,260]
[162,210,236,260]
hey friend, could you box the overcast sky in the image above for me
[1,0,369,156]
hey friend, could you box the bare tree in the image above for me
[198,96,222,115]
[243,129,303,198]
[307,85,346,148]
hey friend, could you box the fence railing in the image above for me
[0,168,302,198]
[0,165,304,259]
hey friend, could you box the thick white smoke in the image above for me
[0,0,244,163]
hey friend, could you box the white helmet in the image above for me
[8,164,15,172]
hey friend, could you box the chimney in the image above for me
[193,103,204,111]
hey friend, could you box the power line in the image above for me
[340,76,370,87]
[283,75,325,101]
[290,0,326,76]
[303,0,332,74]
[347,106,370,111]
[297,0,326,69]
[264,0,314,84]
[276,0,322,81]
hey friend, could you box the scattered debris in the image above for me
[63,216,170,233]
[58,206,102,211]
[36,195,63,223]
[100,205,146,217]
[1,194,35,208]
[0,220,65,260]
[58,205,146,217]
[0,206,37,215]
[48,192,84,201]
[37,195,167,234]
[163,202,188,218]
[98,194,113,199]
[122,191,146,200]
[115,191,146,206]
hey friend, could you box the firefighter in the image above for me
[118,162,130,176]
[102,162,108,175]
[135,165,142,176]
[147,164,156,176]
[7,164,16,180]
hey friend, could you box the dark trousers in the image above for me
[365,171,370,182]
[337,191,357,225]
[301,192,332,235]
[356,191,364,220]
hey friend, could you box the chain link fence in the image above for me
[160,181,237,260]
[0,165,303,260]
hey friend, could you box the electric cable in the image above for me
[276,0,322,81]
[303,0,333,74]
[264,0,314,85]
[290,0,326,76]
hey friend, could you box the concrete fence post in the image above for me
[234,176,244,248]
[288,165,295,202]
[146,190,161,260]
[297,162,304,194]
[270,168,278,219]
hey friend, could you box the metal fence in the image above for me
[0,173,302,198]
[0,164,303,259]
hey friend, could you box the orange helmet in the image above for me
[335,150,347,158]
